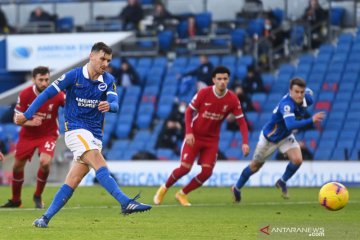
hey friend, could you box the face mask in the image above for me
[178,105,186,113]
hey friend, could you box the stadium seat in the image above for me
[106,149,123,160]
[56,16,74,32]
[157,148,174,160]
[195,12,212,35]
[111,140,130,151]
[238,55,254,67]
[158,31,174,52]
[225,148,242,160]
[330,7,345,27]
[231,28,247,50]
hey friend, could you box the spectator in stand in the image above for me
[153,1,177,31]
[156,101,186,155]
[186,15,197,38]
[119,0,144,31]
[179,55,214,93]
[227,85,255,132]
[233,85,255,112]
[29,7,55,23]
[302,0,327,49]
[241,66,267,95]
[115,58,140,87]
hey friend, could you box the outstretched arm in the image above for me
[284,112,325,131]
[15,86,58,125]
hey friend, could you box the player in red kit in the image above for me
[1,66,65,209]
[154,66,250,206]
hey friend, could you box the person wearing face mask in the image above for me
[156,102,186,155]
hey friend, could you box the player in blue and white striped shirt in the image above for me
[15,42,151,228]
[232,77,325,202]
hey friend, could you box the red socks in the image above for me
[12,171,24,202]
[183,167,213,194]
[34,169,49,197]
[165,166,190,188]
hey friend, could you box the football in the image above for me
[318,182,349,211]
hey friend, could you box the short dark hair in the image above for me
[212,66,231,78]
[91,42,112,55]
[290,77,306,89]
[32,66,50,78]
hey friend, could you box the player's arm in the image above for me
[184,105,195,147]
[16,73,73,125]
[282,102,325,130]
[98,82,119,113]
[233,99,250,156]
[13,110,42,126]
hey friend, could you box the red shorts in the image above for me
[180,138,218,167]
[15,136,57,161]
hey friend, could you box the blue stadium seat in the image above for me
[298,54,315,65]
[247,18,265,37]
[106,149,123,160]
[172,57,188,68]
[235,64,248,80]
[157,148,174,160]
[330,7,345,27]
[158,30,174,52]
[314,149,332,160]
[111,140,130,151]
[225,148,242,160]
[115,123,132,139]
[128,140,147,151]
[221,55,236,67]
[133,130,152,142]
[238,55,254,67]
[195,12,212,35]
[231,28,247,50]
[137,57,153,68]
[56,16,74,32]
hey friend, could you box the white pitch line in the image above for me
[0,200,358,211]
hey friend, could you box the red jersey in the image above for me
[16,85,65,139]
[186,86,246,141]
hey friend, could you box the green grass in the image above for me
[0,185,359,240]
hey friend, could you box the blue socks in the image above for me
[44,184,74,222]
[235,166,254,189]
[95,167,130,205]
[281,162,300,182]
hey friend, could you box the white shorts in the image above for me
[253,132,300,163]
[65,129,102,162]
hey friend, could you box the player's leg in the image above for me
[276,135,302,199]
[154,140,197,205]
[33,162,89,228]
[232,133,277,203]
[33,151,53,209]
[1,138,35,208]
[34,137,57,208]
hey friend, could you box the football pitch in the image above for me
[0,186,359,240]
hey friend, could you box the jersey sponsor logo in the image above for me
[98,83,108,91]
[202,110,224,121]
[76,97,99,108]
[205,102,212,106]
